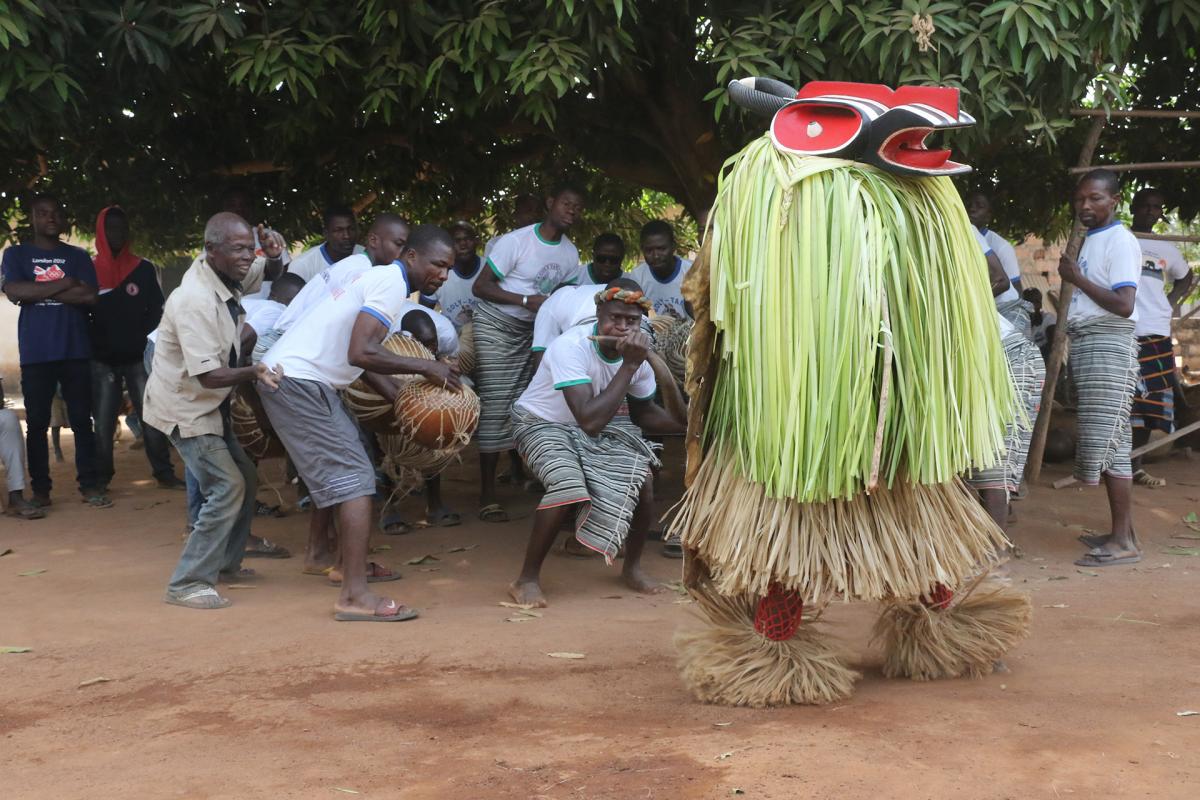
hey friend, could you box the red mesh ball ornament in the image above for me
[922,583,954,611]
[753,584,805,641]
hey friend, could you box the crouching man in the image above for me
[508,285,686,607]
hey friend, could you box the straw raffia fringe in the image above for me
[669,446,1009,602]
[676,574,859,707]
[872,581,1032,680]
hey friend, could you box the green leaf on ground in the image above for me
[17,569,46,576]
[1172,531,1200,540]
[405,554,439,565]
[1,646,32,654]
[546,652,586,659]
[1184,511,1198,523]
[78,676,111,688]
[1162,546,1200,557]
[1076,569,1100,577]
[445,544,479,553]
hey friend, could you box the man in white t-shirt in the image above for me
[1022,287,1056,357]
[1128,187,1194,487]
[427,220,484,331]
[629,220,693,319]
[966,230,1046,544]
[576,232,626,287]
[239,272,306,356]
[284,205,366,283]
[257,222,458,622]
[250,216,410,362]
[530,236,627,365]
[508,285,687,607]
[471,183,585,522]
[483,194,541,260]
[1058,169,1142,569]
[966,192,1033,339]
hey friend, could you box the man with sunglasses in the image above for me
[530,233,627,369]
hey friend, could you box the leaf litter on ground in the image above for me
[1,646,32,654]
[17,569,46,577]
[546,652,586,660]
[78,677,111,688]
[1162,546,1200,557]
[405,554,439,565]
[445,544,479,553]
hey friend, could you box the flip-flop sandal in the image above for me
[255,501,286,517]
[380,513,412,535]
[164,586,231,609]
[244,538,292,559]
[83,493,113,509]
[661,539,684,559]
[30,495,52,508]
[1077,533,1111,549]
[426,510,462,528]
[1075,548,1142,567]
[4,505,46,520]
[478,503,509,523]
[1133,469,1167,488]
[329,562,403,586]
[334,599,419,622]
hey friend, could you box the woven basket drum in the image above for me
[231,386,285,460]
[650,314,692,388]
[456,322,476,376]
[394,381,480,450]
[343,335,435,434]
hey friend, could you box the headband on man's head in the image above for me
[595,286,652,313]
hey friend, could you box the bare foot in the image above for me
[508,579,548,608]
[621,567,665,595]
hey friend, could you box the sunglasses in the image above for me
[593,254,623,264]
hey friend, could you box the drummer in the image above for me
[368,308,463,531]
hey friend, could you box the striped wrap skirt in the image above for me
[1067,316,1138,484]
[966,332,1046,494]
[473,301,536,454]
[1131,334,1176,433]
[512,405,660,563]
[996,296,1034,341]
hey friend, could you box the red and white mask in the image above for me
[728,78,974,177]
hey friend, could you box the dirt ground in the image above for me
[3,433,1200,800]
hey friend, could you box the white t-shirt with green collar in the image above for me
[485,223,581,322]
[515,323,656,425]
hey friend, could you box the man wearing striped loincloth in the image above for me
[1130,187,1193,488]
[508,287,686,607]
[966,230,1045,539]
[471,183,586,522]
[1060,170,1143,568]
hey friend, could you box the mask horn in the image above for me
[727,76,798,116]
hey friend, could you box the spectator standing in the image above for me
[1,194,110,508]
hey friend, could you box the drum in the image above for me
[650,314,692,388]
[456,322,476,376]
[343,335,435,434]
[231,386,285,460]
[393,380,480,450]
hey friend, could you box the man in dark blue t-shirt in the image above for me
[1,194,110,508]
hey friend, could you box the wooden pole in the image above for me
[1070,108,1200,119]
[1051,418,1200,489]
[1134,232,1200,244]
[1069,160,1200,174]
[1025,116,1108,483]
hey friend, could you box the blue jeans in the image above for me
[20,358,97,495]
[91,358,176,488]
[161,415,256,595]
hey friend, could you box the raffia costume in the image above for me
[672,79,1032,706]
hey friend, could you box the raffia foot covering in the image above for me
[671,448,1010,602]
[675,583,859,707]
[873,583,1032,680]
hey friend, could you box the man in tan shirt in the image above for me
[143,213,284,609]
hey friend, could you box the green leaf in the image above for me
[0,646,32,654]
